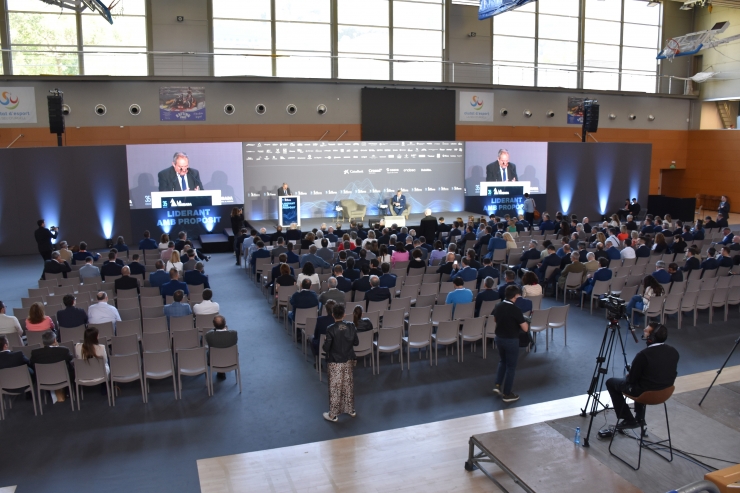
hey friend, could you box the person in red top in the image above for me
[25,302,56,335]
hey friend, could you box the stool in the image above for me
[609,385,674,470]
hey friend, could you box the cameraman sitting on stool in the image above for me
[604,323,679,432]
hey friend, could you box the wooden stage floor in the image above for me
[197,365,740,493]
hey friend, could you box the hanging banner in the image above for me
[159,86,206,121]
[459,91,494,122]
[0,87,37,124]
[567,97,584,125]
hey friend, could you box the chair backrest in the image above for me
[399,284,419,300]
[4,331,23,348]
[173,328,201,351]
[367,299,389,314]
[0,365,34,394]
[591,280,611,297]
[415,293,437,307]
[431,303,453,323]
[110,353,141,380]
[662,293,682,313]
[461,317,484,337]
[210,345,238,370]
[28,287,49,300]
[390,297,412,313]
[143,350,174,376]
[376,326,402,347]
[439,282,454,295]
[117,297,140,310]
[294,307,316,326]
[93,321,115,341]
[75,356,107,382]
[142,305,165,319]
[679,290,699,310]
[408,305,432,325]
[529,308,550,331]
[479,299,498,317]
[435,320,460,342]
[547,305,569,327]
[712,287,729,306]
[453,302,475,320]
[116,319,142,339]
[25,330,49,347]
[140,286,161,298]
[176,347,207,373]
[170,315,194,332]
[195,313,217,331]
[117,288,139,299]
[645,295,665,315]
[111,334,140,356]
[60,325,86,344]
[143,316,168,334]
[355,330,374,356]
[564,271,583,289]
[118,307,141,322]
[141,296,164,308]
[382,308,405,329]
[619,284,639,300]
[695,289,714,307]
[142,331,171,352]
[629,385,674,405]
[21,296,43,308]
[407,323,433,344]
[35,360,70,387]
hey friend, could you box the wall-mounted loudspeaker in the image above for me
[47,94,65,134]
[317,104,327,115]
[628,114,637,121]
[129,104,141,116]
[523,110,532,118]
[61,104,71,116]
[546,110,555,118]
[286,104,297,115]
[255,104,266,115]
[583,101,599,133]
[224,104,235,115]
[94,104,107,116]
[500,108,508,116]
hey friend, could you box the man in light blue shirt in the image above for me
[79,256,101,282]
[164,290,193,328]
[445,277,473,317]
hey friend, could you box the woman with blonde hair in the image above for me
[503,232,517,255]
[590,231,607,249]
[166,250,183,274]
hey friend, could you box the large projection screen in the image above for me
[464,142,548,196]
[243,141,465,220]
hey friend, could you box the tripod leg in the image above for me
[699,336,740,406]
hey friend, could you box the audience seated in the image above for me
[194,289,220,315]
[114,266,140,293]
[56,294,88,328]
[184,262,210,288]
[160,268,189,299]
[88,292,121,331]
[100,252,123,280]
[43,251,71,280]
[0,301,23,338]
[164,290,192,326]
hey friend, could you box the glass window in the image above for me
[276,51,332,78]
[81,14,146,47]
[393,28,442,58]
[621,71,656,93]
[493,36,535,63]
[584,19,621,45]
[83,47,147,76]
[8,11,79,75]
[393,1,442,30]
[393,56,442,82]
[275,0,330,22]
[276,22,331,52]
[493,63,535,87]
[212,0,271,20]
[585,0,622,21]
[213,20,272,50]
[538,39,578,67]
[338,0,389,26]
[622,46,657,72]
[214,49,273,77]
[338,55,390,80]
[539,14,579,42]
[624,1,661,25]
[338,26,389,54]
[584,43,620,69]
[622,23,659,49]
[537,64,578,88]
[492,11,535,38]
[583,70,619,91]
[539,0,580,16]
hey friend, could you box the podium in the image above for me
[279,195,300,227]
[151,190,222,208]
[479,181,530,217]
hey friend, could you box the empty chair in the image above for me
[93,321,115,342]
[381,308,405,329]
[25,330,49,347]
[547,305,569,347]
[693,289,715,325]
[21,297,43,308]
[140,286,161,298]
[724,286,740,321]
[403,323,433,369]
[414,294,437,308]
[431,303,453,326]
[685,279,702,292]
[374,326,403,371]
[661,293,683,328]
[366,299,389,314]
[60,324,86,344]
[74,357,111,409]
[390,297,412,315]
[142,331,170,353]
[143,350,177,400]
[528,308,551,351]
[111,334,140,356]
[209,346,242,393]
[176,347,211,398]
[118,307,141,322]
[459,317,485,360]
[143,317,168,334]
[170,315,194,333]
[195,313,217,332]
[172,328,201,351]
[432,320,460,364]
[110,353,146,405]
[140,296,164,308]
[28,287,49,301]
[116,319,142,340]
[35,361,75,414]
[0,366,37,419]
[678,290,699,329]
[117,288,139,300]
[619,284,640,302]
[407,306,432,326]
[354,330,375,374]
[478,299,498,317]
[141,306,165,319]
[438,282,454,296]
[4,331,23,349]
[117,297,140,311]
[709,287,728,324]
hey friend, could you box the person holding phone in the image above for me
[34,219,58,261]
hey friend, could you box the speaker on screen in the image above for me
[583,101,600,133]
[361,88,455,141]
[47,94,65,135]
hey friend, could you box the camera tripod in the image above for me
[579,314,637,447]
[698,335,740,406]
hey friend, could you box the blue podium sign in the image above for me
[485,185,525,218]
[279,196,300,227]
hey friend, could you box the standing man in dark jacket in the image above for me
[322,304,359,423]
[35,219,58,261]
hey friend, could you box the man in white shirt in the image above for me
[0,301,23,337]
[88,291,121,330]
[193,289,220,315]
[620,238,636,259]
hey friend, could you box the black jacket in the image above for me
[323,321,359,363]
[628,344,679,393]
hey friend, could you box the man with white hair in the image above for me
[419,208,438,242]
[486,149,518,182]
[319,277,346,306]
[582,217,592,233]
[625,214,637,231]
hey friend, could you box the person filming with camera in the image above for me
[604,323,679,432]
[35,219,59,262]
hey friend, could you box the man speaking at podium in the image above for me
[486,149,518,182]
[158,151,204,191]
[278,183,292,196]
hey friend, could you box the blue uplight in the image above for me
[596,156,617,216]
[557,172,575,215]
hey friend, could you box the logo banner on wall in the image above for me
[567,97,584,125]
[159,86,206,121]
[459,91,493,122]
[0,87,37,124]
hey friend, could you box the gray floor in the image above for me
[1,252,739,492]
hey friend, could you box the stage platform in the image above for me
[245,211,481,235]
[198,366,740,493]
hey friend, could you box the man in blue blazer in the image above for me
[184,262,211,289]
[538,245,561,284]
[450,257,478,282]
[378,263,397,289]
[681,247,701,272]
[160,269,189,299]
[605,240,621,260]
[477,257,500,290]
[390,190,406,216]
[700,248,719,273]
[485,233,507,259]
[250,241,271,274]
[149,260,170,288]
[581,258,612,295]
[651,261,672,284]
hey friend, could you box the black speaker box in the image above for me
[584,102,600,133]
[47,95,65,134]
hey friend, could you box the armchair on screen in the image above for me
[388,199,412,219]
[340,199,367,222]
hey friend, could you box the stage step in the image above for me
[199,233,231,253]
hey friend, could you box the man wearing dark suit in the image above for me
[668,263,683,283]
[390,190,407,216]
[719,247,735,268]
[34,219,59,261]
[56,295,88,329]
[498,270,519,300]
[700,248,719,273]
[378,263,397,289]
[635,239,650,258]
[485,149,518,182]
[43,252,71,279]
[277,183,292,196]
[475,276,500,317]
[158,151,204,191]
[285,227,301,243]
[538,245,561,283]
[128,254,146,277]
[606,323,678,430]
[436,253,456,278]
[651,261,672,284]
[343,258,361,283]
[605,241,621,261]
[331,265,353,293]
[100,252,123,280]
[474,226,493,254]
[184,262,211,289]
[581,258,612,295]
[716,213,729,229]
[704,216,718,229]
[419,209,438,243]
[205,315,238,379]
[250,241,270,275]
[351,266,372,301]
[539,215,556,232]
[435,218,451,241]
[114,267,140,293]
[30,331,75,381]
[518,241,541,271]
[681,248,701,272]
[456,226,477,251]
[160,268,189,299]
[149,261,169,288]
[719,228,734,245]
[288,279,319,324]
[363,276,392,309]
[139,230,158,250]
[271,238,289,262]
[0,335,33,393]
[718,195,730,217]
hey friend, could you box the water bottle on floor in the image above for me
[574,427,581,445]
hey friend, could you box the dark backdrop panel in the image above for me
[546,143,651,222]
[647,195,696,222]
[361,88,455,141]
[465,194,547,219]
[129,206,235,244]
[0,146,131,256]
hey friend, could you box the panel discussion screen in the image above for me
[464,142,549,196]
[126,142,245,209]
[243,141,465,220]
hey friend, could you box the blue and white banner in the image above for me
[459,91,493,123]
[0,87,37,124]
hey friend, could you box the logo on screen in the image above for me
[162,200,169,208]
[470,95,484,111]
[0,91,20,109]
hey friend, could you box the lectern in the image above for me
[279,196,300,228]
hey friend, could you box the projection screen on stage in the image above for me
[243,141,465,220]
[464,142,549,196]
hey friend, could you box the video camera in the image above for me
[598,293,626,319]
